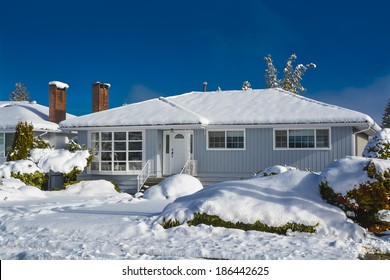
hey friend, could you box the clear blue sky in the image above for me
[1,0,389,124]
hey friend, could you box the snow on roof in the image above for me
[48,81,69,89]
[0,101,75,131]
[59,88,380,130]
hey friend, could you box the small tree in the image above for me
[7,121,34,161]
[264,54,279,88]
[242,81,252,90]
[382,97,390,128]
[9,82,30,101]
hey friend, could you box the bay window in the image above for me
[90,131,143,173]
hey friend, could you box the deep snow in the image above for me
[1,170,390,260]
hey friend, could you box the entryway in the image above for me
[163,130,193,175]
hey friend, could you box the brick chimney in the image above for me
[92,82,110,113]
[49,81,68,123]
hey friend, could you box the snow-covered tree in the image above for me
[264,53,316,94]
[7,121,34,161]
[280,53,297,93]
[264,54,279,88]
[382,97,390,128]
[9,82,30,101]
[242,81,252,90]
[363,129,390,159]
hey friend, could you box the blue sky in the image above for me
[1,0,389,124]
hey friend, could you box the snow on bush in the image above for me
[62,180,120,197]
[159,170,365,238]
[0,159,41,178]
[319,156,390,230]
[253,165,298,178]
[143,174,203,200]
[363,128,390,159]
[30,148,91,174]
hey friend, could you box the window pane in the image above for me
[114,142,126,150]
[101,152,112,160]
[114,162,126,171]
[275,130,288,148]
[101,132,112,141]
[91,162,99,171]
[101,162,112,171]
[129,132,142,141]
[114,132,126,140]
[128,161,142,170]
[114,152,126,161]
[165,135,170,154]
[316,129,329,148]
[101,142,112,151]
[209,131,225,148]
[129,152,142,161]
[227,131,244,149]
[289,130,314,148]
[129,141,142,151]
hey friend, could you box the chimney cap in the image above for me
[93,81,111,88]
[49,81,69,90]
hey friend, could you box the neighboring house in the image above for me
[60,88,380,193]
[0,81,75,163]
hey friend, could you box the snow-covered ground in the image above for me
[1,169,390,260]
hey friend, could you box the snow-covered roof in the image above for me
[0,101,75,131]
[59,88,380,131]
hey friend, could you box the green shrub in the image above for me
[7,121,34,161]
[162,213,317,235]
[32,136,52,149]
[11,171,48,189]
[110,181,121,193]
[320,162,390,231]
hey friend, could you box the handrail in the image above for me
[180,160,198,176]
[137,160,153,192]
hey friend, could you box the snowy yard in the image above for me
[1,168,390,260]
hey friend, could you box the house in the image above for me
[59,87,380,193]
[0,81,75,163]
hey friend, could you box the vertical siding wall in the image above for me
[194,127,353,183]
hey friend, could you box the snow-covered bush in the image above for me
[144,174,203,200]
[363,129,390,159]
[7,121,34,161]
[253,165,298,178]
[0,159,47,188]
[319,157,390,231]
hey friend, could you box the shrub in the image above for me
[7,121,34,161]
[32,136,52,149]
[320,161,390,231]
[11,171,48,189]
[162,213,317,235]
[363,129,390,159]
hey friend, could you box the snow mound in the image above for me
[159,170,365,239]
[143,174,203,200]
[253,165,298,178]
[18,185,47,198]
[30,148,91,173]
[0,160,41,178]
[319,156,390,195]
[62,180,119,197]
[0,179,47,201]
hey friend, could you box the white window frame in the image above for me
[207,129,246,150]
[273,128,331,150]
[88,130,145,175]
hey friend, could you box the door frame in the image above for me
[163,130,194,175]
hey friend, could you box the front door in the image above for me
[163,130,193,175]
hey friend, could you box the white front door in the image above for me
[163,130,193,175]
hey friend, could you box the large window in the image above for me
[208,130,245,150]
[90,131,143,173]
[274,129,330,149]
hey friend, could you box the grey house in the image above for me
[60,88,380,193]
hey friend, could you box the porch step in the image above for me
[139,177,166,193]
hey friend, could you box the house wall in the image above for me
[355,132,369,156]
[194,126,353,184]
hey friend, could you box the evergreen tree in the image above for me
[9,82,30,101]
[264,54,279,88]
[264,53,316,94]
[382,97,390,128]
[7,121,34,161]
